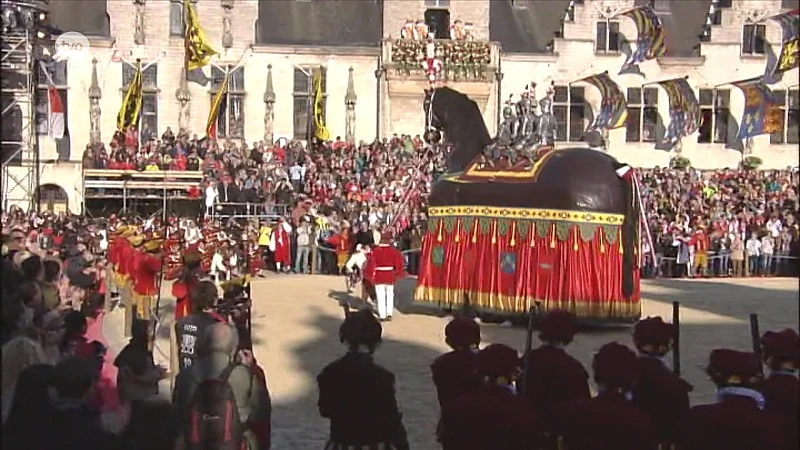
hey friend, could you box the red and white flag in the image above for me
[47,86,64,140]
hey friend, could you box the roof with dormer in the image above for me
[256,0,383,47]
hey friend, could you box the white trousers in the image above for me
[375,284,395,319]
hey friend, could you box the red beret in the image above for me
[633,316,674,355]
[761,329,800,366]
[707,349,763,386]
[477,344,520,378]
[538,310,578,343]
[444,317,480,348]
[592,342,638,389]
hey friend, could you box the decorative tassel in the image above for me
[491,220,497,245]
[549,223,556,249]
[471,218,478,244]
[454,218,460,243]
[530,224,535,247]
[619,229,624,254]
[599,230,605,253]
[437,220,443,242]
[510,221,516,247]
[572,226,579,251]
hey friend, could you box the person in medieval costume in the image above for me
[400,19,415,39]
[270,217,292,273]
[414,20,428,41]
[184,220,202,246]
[450,19,464,40]
[363,232,404,321]
[133,233,164,335]
[326,224,352,275]
[423,35,443,87]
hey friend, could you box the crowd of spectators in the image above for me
[640,168,800,278]
[1,212,179,450]
[80,126,799,278]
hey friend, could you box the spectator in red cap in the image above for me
[676,349,786,450]
[431,317,481,409]
[518,309,590,436]
[554,342,658,450]
[439,343,540,450]
[760,329,799,449]
[630,316,692,446]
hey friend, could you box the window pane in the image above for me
[553,104,568,141]
[211,67,226,90]
[626,107,641,141]
[122,64,134,87]
[772,90,786,106]
[35,88,49,135]
[715,89,730,108]
[294,68,310,93]
[742,24,754,54]
[141,92,158,137]
[714,108,728,143]
[170,0,184,36]
[697,109,713,143]
[754,24,766,54]
[627,88,642,105]
[293,96,310,139]
[569,86,584,104]
[644,88,658,106]
[770,128,784,144]
[643,107,658,142]
[699,89,713,106]
[569,104,586,141]
[216,94,227,138]
[38,61,67,86]
[608,21,620,52]
[554,86,569,103]
[596,21,608,52]
[789,89,799,108]
[788,109,799,144]
[228,94,244,138]
[229,68,245,91]
[143,65,158,89]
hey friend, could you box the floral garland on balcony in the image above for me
[391,39,492,81]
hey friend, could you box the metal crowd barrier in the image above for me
[209,202,290,221]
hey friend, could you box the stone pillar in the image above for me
[263,64,276,145]
[176,66,191,134]
[221,0,234,49]
[88,58,102,146]
[133,0,146,45]
[344,67,357,144]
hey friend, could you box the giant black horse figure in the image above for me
[421,87,640,303]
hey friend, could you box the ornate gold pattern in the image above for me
[414,285,641,320]
[428,206,625,226]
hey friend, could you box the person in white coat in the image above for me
[204,182,218,218]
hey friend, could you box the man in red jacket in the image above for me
[363,231,404,321]
[133,234,164,328]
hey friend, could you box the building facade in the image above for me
[9,0,799,212]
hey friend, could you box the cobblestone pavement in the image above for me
[103,276,799,450]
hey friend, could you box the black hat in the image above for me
[339,309,382,347]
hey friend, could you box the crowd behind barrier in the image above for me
[80,128,800,279]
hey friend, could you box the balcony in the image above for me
[382,38,500,82]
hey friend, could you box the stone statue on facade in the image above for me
[497,94,517,144]
[536,83,557,146]
[221,0,234,49]
[133,0,146,45]
[88,58,102,146]
[263,64,276,145]
[344,67,357,144]
[176,67,191,134]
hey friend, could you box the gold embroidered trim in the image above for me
[428,206,625,226]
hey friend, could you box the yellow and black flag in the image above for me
[312,67,330,142]
[573,71,628,131]
[769,9,799,78]
[206,72,229,140]
[116,62,143,132]
[618,5,666,75]
[184,0,217,86]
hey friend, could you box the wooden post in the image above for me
[310,233,318,274]
[672,301,681,376]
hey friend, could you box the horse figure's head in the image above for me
[422,87,492,173]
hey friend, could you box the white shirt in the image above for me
[210,252,227,275]
[185,226,201,245]
[205,186,218,208]
[746,238,761,257]
[761,237,774,255]
[289,164,302,180]
[766,219,782,238]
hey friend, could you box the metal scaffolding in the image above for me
[1,27,39,212]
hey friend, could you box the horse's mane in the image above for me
[430,87,492,173]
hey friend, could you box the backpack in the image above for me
[184,364,245,450]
